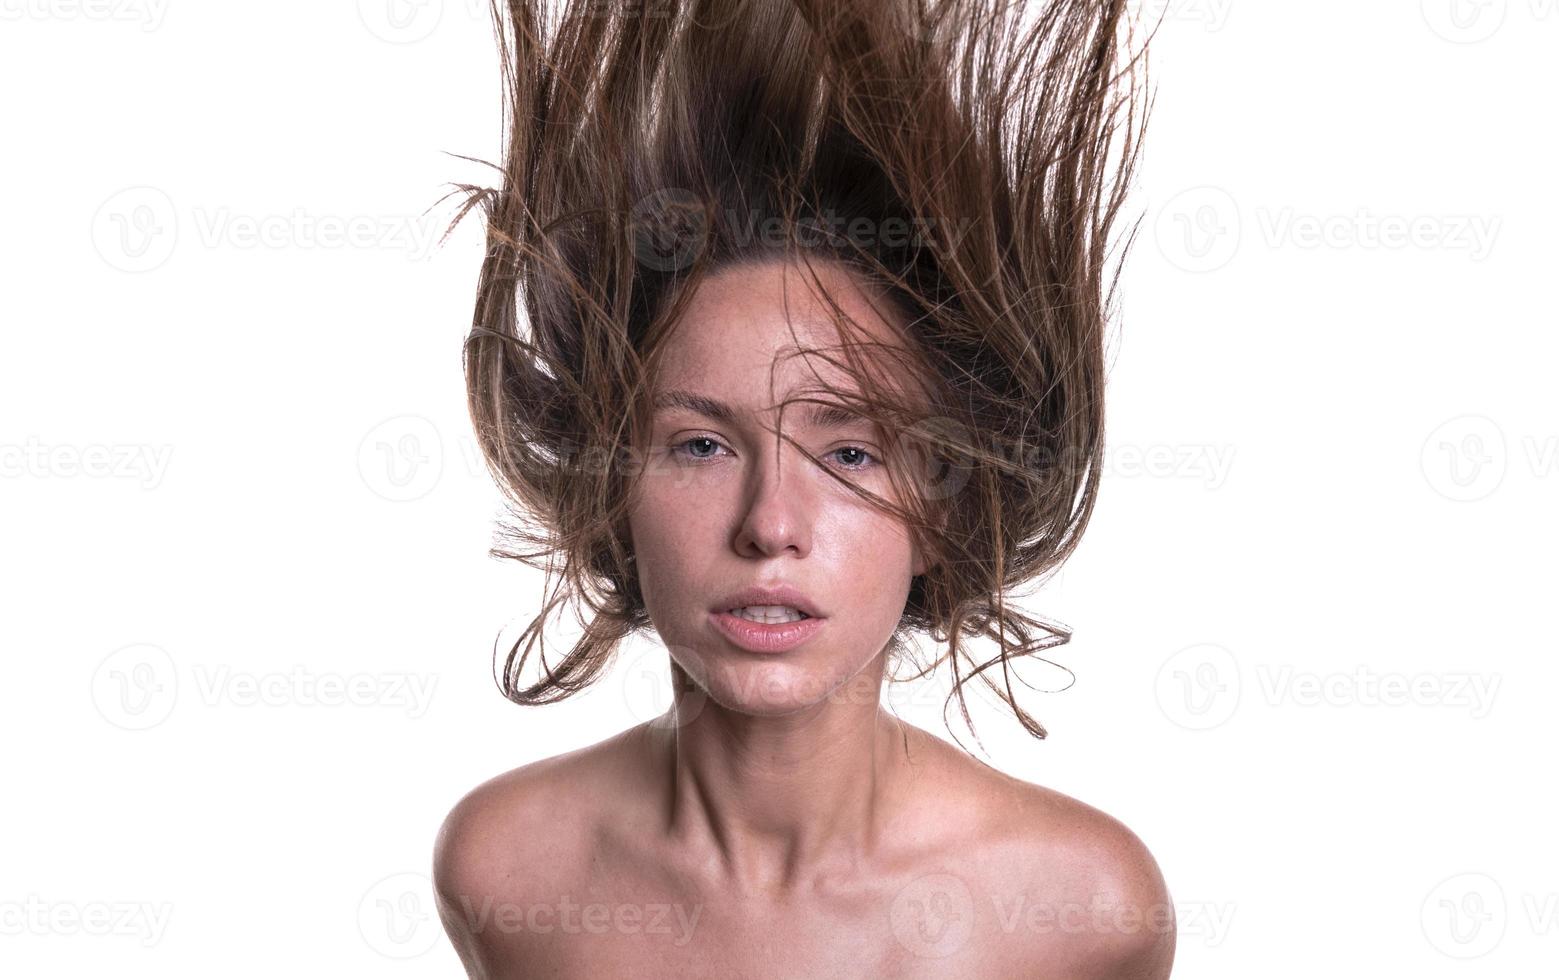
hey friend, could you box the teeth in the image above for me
[729,605,807,624]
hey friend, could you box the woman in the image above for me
[435,0,1170,976]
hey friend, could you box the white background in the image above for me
[2,1,1554,976]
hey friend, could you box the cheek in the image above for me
[812,503,918,620]
[627,484,717,615]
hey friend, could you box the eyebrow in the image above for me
[651,389,867,430]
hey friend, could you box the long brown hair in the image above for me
[442,0,1155,750]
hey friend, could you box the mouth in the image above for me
[710,608,825,654]
[710,585,825,620]
[722,605,813,624]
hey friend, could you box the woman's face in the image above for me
[627,257,927,717]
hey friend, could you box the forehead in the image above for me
[651,257,922,409]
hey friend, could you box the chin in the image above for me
[676,649,866,718]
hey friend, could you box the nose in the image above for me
[732,429,814,561]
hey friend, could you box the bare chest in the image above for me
[469,870,1045,979]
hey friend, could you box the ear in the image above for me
[910,509,945,578]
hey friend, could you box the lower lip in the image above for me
[710,611,825,653]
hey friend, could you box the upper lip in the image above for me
[713,584,825,618]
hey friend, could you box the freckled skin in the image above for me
[628,257,929,720]
[433,259,1174,979]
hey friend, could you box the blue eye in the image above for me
[829,446,878,470]
[672,436,728,461]
[669,437,878,470]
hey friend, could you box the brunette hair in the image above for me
[444,0,1155,748]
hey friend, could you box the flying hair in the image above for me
[438,0,1158,752]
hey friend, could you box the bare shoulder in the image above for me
[436,744,587,887]
[899,725,1176,979]
[997,779,1174,977]
[430,725,653,976]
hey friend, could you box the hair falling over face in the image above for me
[442,0,1158,751]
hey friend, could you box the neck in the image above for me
[647,663,914,898]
